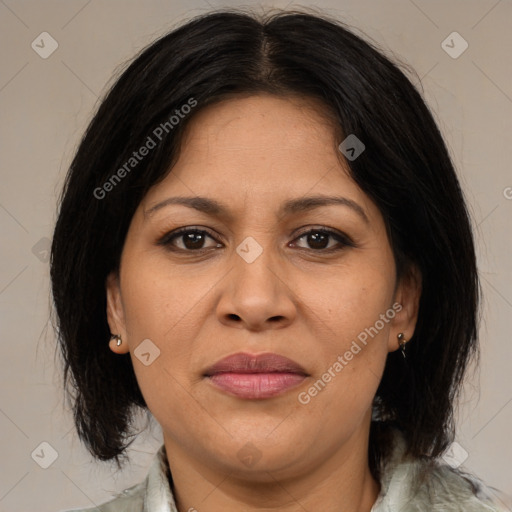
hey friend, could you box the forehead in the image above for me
[140,94,379,224]
[182,93,340,149]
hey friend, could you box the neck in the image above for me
[164,420,380,512]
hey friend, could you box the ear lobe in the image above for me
[106,271,129,353]
[388,264,422,353]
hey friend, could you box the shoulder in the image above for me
[385,457,507,511]
[58,445,176,512]
[373,431,509,512]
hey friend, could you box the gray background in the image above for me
[0,1,511,511]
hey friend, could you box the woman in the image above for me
[51,8,508,512]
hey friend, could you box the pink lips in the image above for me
[203,352,308,399]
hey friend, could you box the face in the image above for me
[106,93,420,481]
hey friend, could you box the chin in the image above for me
[208,432,310,477]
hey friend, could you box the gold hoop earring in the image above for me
[111,334,122,347]
[397,333,407,359]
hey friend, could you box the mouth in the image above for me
[203,352,309,400]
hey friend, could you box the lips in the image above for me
[204,352,308,376]
[203,352,308,399]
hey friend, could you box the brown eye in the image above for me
[291,228,354,251]
[158,226,354,254]
[158,228,222,251]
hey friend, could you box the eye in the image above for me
[158,227,222,251]
[158,226,354,254]
[290,228,354,252]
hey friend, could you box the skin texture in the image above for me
[106,94,421,512]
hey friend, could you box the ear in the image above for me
[387,263,422,353]
[106,271,130,354]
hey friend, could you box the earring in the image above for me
[397,333,407,359]
[111,334,122,347]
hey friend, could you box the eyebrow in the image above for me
[144,194,369,223]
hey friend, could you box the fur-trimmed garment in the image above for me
[63,432,509,511]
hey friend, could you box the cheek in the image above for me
[297,283,393,433]
[301,255,395,343]
[296,256,395,402]
[118,255,201,423]
[120,252,204,343]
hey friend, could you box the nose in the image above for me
[215,242,297,331]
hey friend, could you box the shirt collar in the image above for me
[143,444,178,512]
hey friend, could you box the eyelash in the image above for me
[157,226,355,254]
